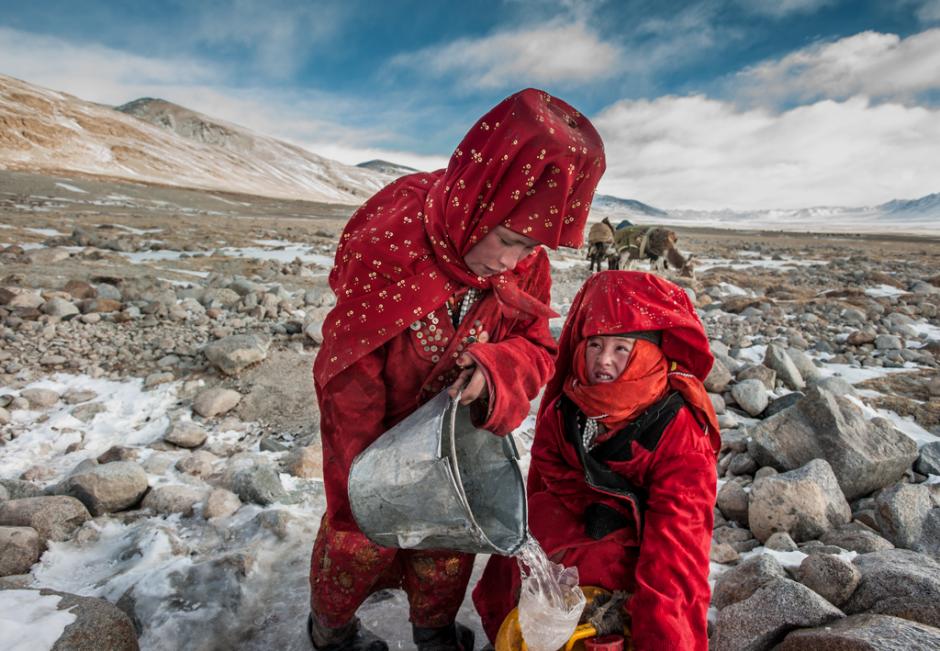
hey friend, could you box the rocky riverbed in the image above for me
[2,170,940,650]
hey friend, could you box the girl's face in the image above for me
[464,225,540,278]
[585,336,636,384]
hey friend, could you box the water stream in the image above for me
[514,537,585,651]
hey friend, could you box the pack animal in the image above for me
[585,218,617,272]
[613,226,695,277]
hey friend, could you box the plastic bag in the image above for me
[516,540,586,651]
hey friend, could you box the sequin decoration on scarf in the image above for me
[314,88,606,390]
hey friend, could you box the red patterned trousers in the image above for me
[309,514,475,629]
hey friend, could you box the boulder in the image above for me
[711,542,740,564]
[203,488,241,519]
[764,343,805,390]
[0,526,42,576]
[874,483,939,557]
[765,532,799,552]
[0,479,44,500]
[174,451,218,478]
[705,358,733,393]
[221,455,286,506]
[748,459,851,543]
[747,385,918,500]
[731,379,769,417]
[192,388,241,419]
[20,388,60,409]
[42,297,80,317]
[761,392,804,419]
[0,588,139,650]
[844,549,940,628]
[737,364,776,390]
[141,485,206,517]
[776,614,940,650]
[786,348,822,383]
[717,481,749,527]
[821,523,895,554]
[282,446,324,479]
[711,578,844,651]
[203,334,270,376]
[798,553,861,607]
[0,496,90,543]
[59,462,149,516]
[713,553,788,610]
[163,421,207,448]
[915,441,940,476]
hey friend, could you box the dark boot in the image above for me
[413,622,475,651]
[307,613,388,651]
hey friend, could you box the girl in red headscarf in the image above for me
[473,271,719,651]
[308,89,605,651]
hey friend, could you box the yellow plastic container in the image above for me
[494,587,633,651]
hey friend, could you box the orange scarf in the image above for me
[563,339,669,437]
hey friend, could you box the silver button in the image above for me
[410,321,422,330]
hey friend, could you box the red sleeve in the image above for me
[465,249,557,436]
[316,345,388,529]
[627,411,716,651]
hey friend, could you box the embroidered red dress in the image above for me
[473,271,720,650]
[310,89,605,629]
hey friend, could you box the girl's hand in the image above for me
[447,331,490,405]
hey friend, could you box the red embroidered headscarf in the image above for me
[314,88,606,389]
[544,271,720,451]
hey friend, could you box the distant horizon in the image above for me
[1,1,939,210]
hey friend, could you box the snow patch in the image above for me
[0,590,77,651]
[54,182,87,194]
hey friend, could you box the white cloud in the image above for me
[389,21,620,89]
[734,0,837,18]
[593,94,940,210]
[914,0,940,22]
[734,29,940,105]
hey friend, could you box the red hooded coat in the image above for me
[473,271,718,650]
[309,89,605,629]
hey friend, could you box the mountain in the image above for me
[356,159,419,177]
[878,192,940,217]
[0,74,393,204]
[591,194,668,218]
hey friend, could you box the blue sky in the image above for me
[1,0,939,209]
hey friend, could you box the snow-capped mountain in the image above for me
[591,194,668,218]
[0,74,393,204]
[356,159,419,177]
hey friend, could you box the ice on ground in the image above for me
[739,546,856,570]
[112,223,163,235]
[734,345,767,365]
[0,590,77,651]
[864,284,908,298]
[54,182,88,194]
[0,374,178,481]
[845,394,940,448]
[25,227,65,237]
[815,362,922,385]
[717,282,751,297]
[696,257,828,272]
[908,321,940,342]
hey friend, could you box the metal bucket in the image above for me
[348,390,528,555]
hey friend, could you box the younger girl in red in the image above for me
[473,270,719,651]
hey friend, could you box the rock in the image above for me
[0,526,42,575]
[192,387,241,419]
[221,455,286,506]
[915,441,940,476]
[706,358,733,393]
[713,553,789,610]
[64,279,97,299]
[875,483,938,557]
[95,282,122,301]
[25,247,70,264]
[163,421,208,448]
[764,344,805,390]
[875,334,903,350]
[821,524,895,554]
[731,379,769,416]
[717,481,749,527]
[710,392,726,415]
[141,485,206,517]
[0,406,9,425]
[844,549,940,628]
[775,613,940,650]
[20,387,60,409]
[737,364,777,390]
[765,531,799,552]
[59,462,149,516]
[71,402,106,423]
[203,488,241,519]
[282,446,323,479]
[711,578,844,651]
[5,289,44,309]
[747,385,918,500]
[847,329,877,346]
[62,389,96,405]
[143,372,174,388]
[786,348,822,383]
[203,334,270,376]
[748,458,851,543]
[3,588,139,650]
[798,553,862,607]
[81,298,123,313]
[0,496,90,543]
[761,392,804,419]
[41,297,80,317]
[729,453,758,476]
[711,542,740,564]
[175,451,218,478]
[0,479,44,500]
[304,320,323,345]
[96,446,139,464]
